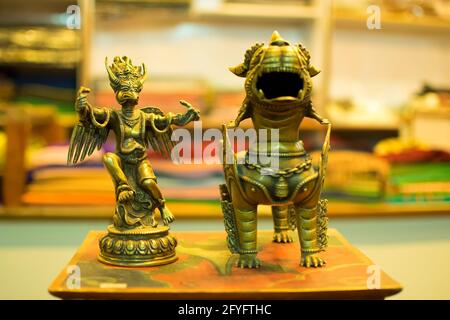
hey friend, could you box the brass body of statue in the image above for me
[220,31,331,268]
[68,56,200,267]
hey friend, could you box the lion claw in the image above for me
[237,254,261,269]
[300,253,326,268]
[273,231,294,243]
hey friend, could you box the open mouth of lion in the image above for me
[256,71,304,101]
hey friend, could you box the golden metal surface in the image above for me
[68,56,200,267]
[221,31,331,268]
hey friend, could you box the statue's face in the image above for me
[105,56,147,107]
[230,32,319,109]
[250,44,311,106]
[113,76,142,106]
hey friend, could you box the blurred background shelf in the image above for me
[1,201,449,219]
[192,2,320,22]
[0,0,449,219]
[1,0,450,301]
[96,0,321,23]
[334,9,450,33]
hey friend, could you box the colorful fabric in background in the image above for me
[23,145,387,208]
[388,163,450,202]
[375,138,450,203]
[311,150,389,202]
[11,69,77,115]
[21,136,450,208]
[22,144,224,211]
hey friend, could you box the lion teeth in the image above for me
[299,89,305,100]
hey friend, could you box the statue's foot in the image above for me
[300,253,326,268]
[160,206,175,225]
[237,253,261,268]
[273,230,294,243]
[118,189,134,203]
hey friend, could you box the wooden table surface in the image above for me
[49,228,402,299]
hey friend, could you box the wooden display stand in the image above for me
[49,229,402,299]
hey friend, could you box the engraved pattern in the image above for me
[220,184,240,254]
[317,199,329,250]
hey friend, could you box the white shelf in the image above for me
[333,9,450,33]
[192,2,320,22]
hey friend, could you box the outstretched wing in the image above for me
[141,106,175,158]
[67,120,109,165]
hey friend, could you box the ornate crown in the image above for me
[105,56,147,91]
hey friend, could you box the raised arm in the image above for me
[68,87,111,165]
[76,87,110,124]
[146,100,200,130]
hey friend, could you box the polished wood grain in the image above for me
[48,228,402,300]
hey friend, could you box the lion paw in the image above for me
[301,253,326,268]
[273,231,294,243]
[237,254,261,269]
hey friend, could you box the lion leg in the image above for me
[295,198,326,268]
[229,181,260,268]
[272,206,294,243]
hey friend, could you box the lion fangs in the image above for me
[258,89,265,98]
[299,89,305,100]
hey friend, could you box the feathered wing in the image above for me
[141,107,175,159]
[67,119,109,165]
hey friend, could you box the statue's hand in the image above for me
[179,100,200,121]
[321,118,330,125]
[76,86,91,114]
[227,120,237,128]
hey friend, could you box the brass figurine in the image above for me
[68,56,200,267]
[220,31,331,268]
